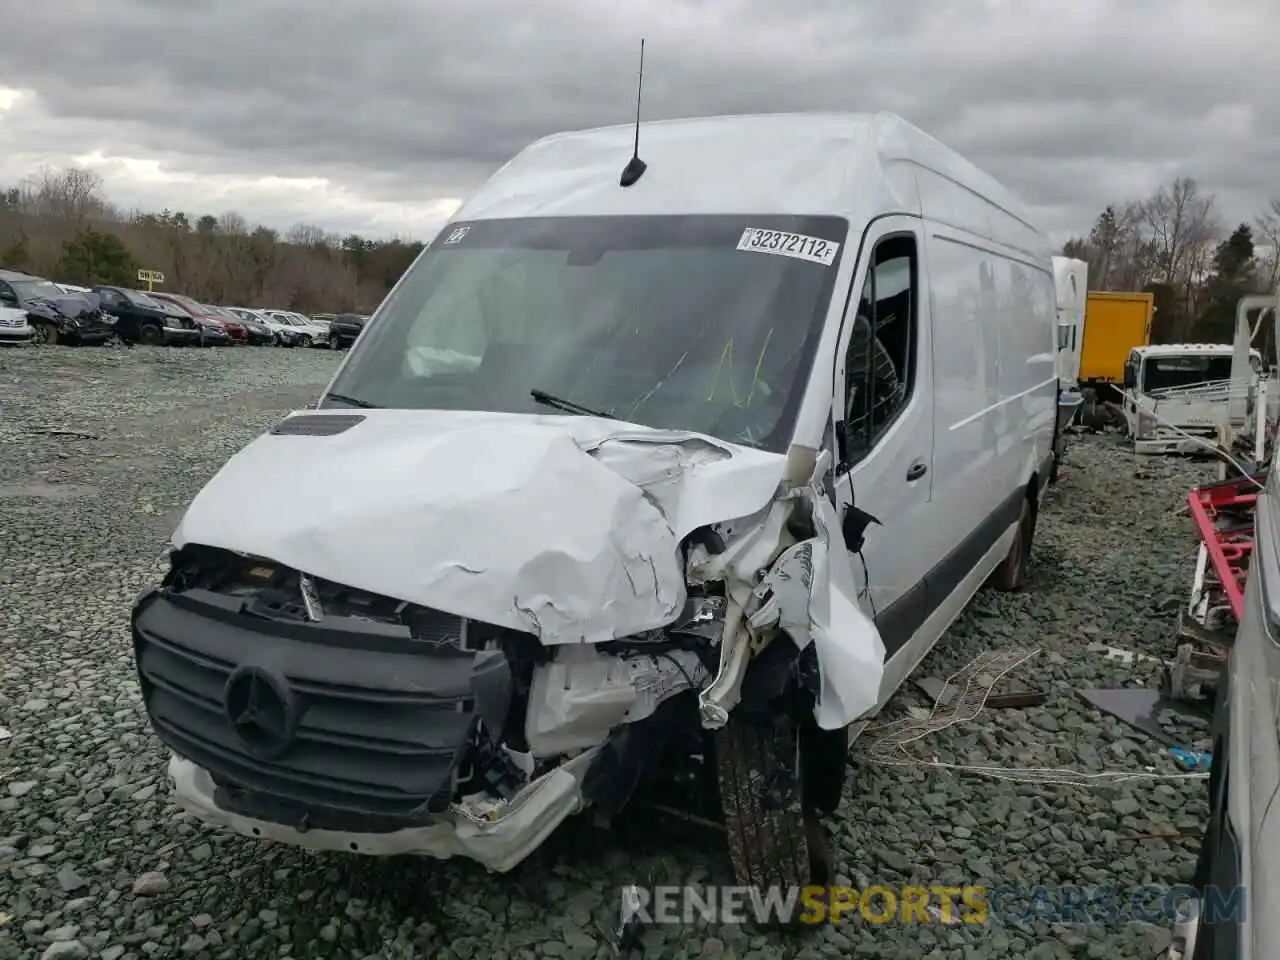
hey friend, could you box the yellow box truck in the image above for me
[1078,290,1155,404]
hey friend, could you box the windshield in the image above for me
[1142,355,1234,391]
[128,291,169,310]
[11,278,66,301]
[322,214,847,451]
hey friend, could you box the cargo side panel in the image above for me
[1078,291,1154,385]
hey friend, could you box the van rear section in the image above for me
[1078,291,1154,404]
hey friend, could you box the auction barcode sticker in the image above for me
[736,228,840,266]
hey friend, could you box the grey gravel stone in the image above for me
[130,872,171,897]
[56,863,88,892]
[40,942,89,960]
[0,351,1216,958]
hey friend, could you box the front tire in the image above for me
[715,712,812,892]
[32,322,58,345]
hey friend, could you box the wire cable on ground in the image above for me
[856,649,1210,786]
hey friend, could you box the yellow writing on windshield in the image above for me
[706,327,774,407]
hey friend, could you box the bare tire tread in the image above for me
[715,716,810,890]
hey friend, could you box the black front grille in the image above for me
[133,589,483,829]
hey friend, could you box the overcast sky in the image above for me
[1,0,1276,246]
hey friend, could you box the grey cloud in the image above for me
[0,0,1277,241]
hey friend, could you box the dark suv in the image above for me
[0,269,117,345]
[92,286,202,346]
[327,312,369,350]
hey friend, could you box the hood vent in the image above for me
[269,414,366,436]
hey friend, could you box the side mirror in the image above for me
[1123,368,1135,390]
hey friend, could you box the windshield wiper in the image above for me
[530,388,617,420]
[322,393,383,409]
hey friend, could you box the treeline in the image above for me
[0,166,427,312]
[1062,177,1280,345]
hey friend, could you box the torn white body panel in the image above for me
[694,448,886,730]
[171,408,887,729]
[173,409,786,645]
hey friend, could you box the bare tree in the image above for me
[218,211,248,236]
[1140,178,1220,339]
[1255,198,1280,291]
[22,166,110,223]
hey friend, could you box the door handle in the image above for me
[906,461,927,482]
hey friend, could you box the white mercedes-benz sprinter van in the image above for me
[132,112,1057,894]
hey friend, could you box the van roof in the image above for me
[455,111,1049,259]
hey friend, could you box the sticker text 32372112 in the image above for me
[736,228,840,266]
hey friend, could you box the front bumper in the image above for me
[198,327,233,346]
[132,584,602,871]
[166,747,597,872]
[162,326,202,346]
[0,322,34,343]
[1133,432,1218,456]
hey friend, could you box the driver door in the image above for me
[830,218,936,694]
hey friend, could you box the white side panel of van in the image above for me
[995,256,1058,491]
[926,233,1005,550]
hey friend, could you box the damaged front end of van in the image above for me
[129,115,906,888]
[131,415,884,879]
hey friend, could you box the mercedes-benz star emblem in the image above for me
[223,665,299,761]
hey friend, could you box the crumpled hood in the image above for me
[172,409,788,644]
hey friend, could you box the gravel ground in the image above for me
[0,345,1220,960]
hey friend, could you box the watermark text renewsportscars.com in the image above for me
[619,883,1247,926]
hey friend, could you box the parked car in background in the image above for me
[151,292,248,344]
[0,269,117,345]
[226,307,299,346]
[328,312,369,350]
[207,305,273,345]
[264,310,328,347]
[92,286,201,346]
[0,305,34,345]
[137,297,225,346]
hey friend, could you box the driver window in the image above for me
[842,235,918,463]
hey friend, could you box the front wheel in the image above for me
[31,322,58,345]
[715,713,813,892]
[138,323,163,346]
[296,334,311,347]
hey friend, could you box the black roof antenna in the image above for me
[619,39,647,187]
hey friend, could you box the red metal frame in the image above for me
[1187,476,1261,622]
